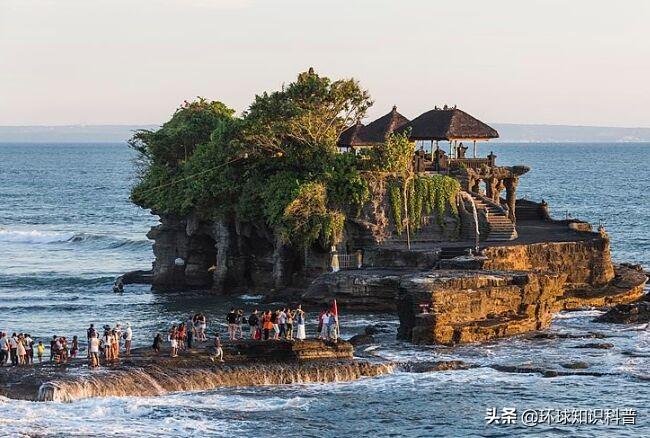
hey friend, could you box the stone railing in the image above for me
[413,153,496,173]
[449,157,494,170]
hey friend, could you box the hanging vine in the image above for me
[387,174,459,233]
[388,180,404,235]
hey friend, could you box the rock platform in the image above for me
[0,339,391,402]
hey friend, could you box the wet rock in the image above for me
[364,323,393,335]
[573,343,614,350]
[261,288,305,305]
[119,269,153,285]
[348,334,375,347]
[594,300,650,324]
[0,339,380,402]
[530,332,608,340]
[400,360,471,373]
[302,269,404,311]
[561,361,590,369]
[491,364,606,378]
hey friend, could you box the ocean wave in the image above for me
[67,232,151,250]
[0,228,74,244]
[0,228,150,250]
[0,273,116,289]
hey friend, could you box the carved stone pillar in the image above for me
[504,177,519,223]
[470,178,481,193]
[485,178,499,202]
[495,179,506,204]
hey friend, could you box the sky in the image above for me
[1,0,649,127]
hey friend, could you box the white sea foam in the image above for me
[0,229,74,244]
[0,392,308,437]
[553,309,604,319]
[239,294,264,300]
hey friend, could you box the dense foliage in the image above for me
[130,69,459,249]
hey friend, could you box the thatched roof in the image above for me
[398,108,499,141]
[338,106,410,147]
[338,122,366,147]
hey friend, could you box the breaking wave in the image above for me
[0,228,150,250]
[0,228,74,244]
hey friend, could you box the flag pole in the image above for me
[333,299,339,341]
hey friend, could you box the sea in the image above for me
[0,142,648,437]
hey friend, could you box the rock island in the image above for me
[129,68,646,346]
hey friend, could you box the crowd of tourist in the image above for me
[0,332,81,366]
[165,313,208,358]
[0,302,340,368]
[224,306,310,341]
[220,305,339,342]
[85,322,132,368]
[0,332,36,366]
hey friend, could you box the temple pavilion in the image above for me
[338,106,528,231]
[338,105,499,172]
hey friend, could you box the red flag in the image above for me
[331,299,338,317]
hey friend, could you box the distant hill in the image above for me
[0,123,649,143]
[491,123,650,143]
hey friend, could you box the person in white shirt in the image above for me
[23,334,34,364]
[88,335,101,367]
[320,312,330,340]
[102,330,113,362]
[9,333,18,366]
[124,323,133,356]
[278,309,287,339]
[0,333,9,365]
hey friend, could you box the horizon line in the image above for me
[2,122,650,130]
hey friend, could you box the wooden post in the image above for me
[473,140,477,158]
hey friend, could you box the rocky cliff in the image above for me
[397,270,566,344]
[147,213,306,292]
[145,191,463,292]
[480,235,615,287]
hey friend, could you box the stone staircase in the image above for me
[467,191,517,242]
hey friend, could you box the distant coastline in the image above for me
[1,123,650,143]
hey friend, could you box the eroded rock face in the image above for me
[480,237,615,287]
[397,270,566,345]
[147,215,296,292]
[395,263,646,345]
[555,265,647,311]
[302,269,403,311]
